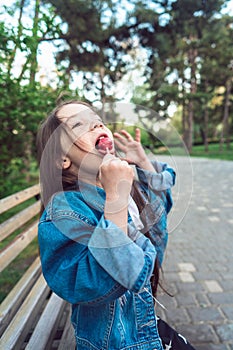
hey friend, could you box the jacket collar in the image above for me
[75,180,106,212]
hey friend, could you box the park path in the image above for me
[155,156,233,350]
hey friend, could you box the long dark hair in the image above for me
[37,99,160,297]
[37,100,92,212]
[131,181,160,298]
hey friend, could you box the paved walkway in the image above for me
[156,156,233,350]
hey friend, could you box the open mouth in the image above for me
[95,134,113,153]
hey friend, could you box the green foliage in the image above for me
[0,77,58,197]
[42,0,135,98]
[129,0,233,150]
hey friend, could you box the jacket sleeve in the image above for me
[136,160,176,214]
[136,160,176,191]
[38,199,156,306]
[133,160,176,265]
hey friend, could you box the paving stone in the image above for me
[176,281,205,293]
[220,280,233,291]
[204,280,223,293]
[179,272,195,282]
[157,282,178,297]
[175,292,197,307]
[163,271,181,282]
[219,272,233,280]
[208,262,228,272]
[208,216,220,222]
[208,292,233,305]
[215,323,233,342]
[195,292,211,308]
[187,306,225,323]
[220,305,233,320]
[156,292,178,310]
[195,345,228,350]
[193,271,222,281]
[178,262,196,272]
[163,307,191,325]
[176,323,218,344]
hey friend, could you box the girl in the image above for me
[37,100,192,349]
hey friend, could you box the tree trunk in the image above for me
[219,78,232,151]
[7,0,25,78]
[203,79,209,152]
[99,66,106,121]
[29,0,40,86]
[185,45,198,153]
[186,98,194,152]
[203,106,209,152]
[181,77,189,149]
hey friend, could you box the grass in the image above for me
[155,142,233,161]
[190,142,233,161]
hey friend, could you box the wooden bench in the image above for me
[0,185,76,349]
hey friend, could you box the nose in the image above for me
[91,120,104,130]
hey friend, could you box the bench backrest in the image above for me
[0,185,75,350]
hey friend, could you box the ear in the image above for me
[56,157,71,170]
[62,157,71,170]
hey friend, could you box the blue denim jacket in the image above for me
[38,161,175,350]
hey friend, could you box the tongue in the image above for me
[96,137,113,151]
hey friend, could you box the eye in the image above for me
[72,122,83,129]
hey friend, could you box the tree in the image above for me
[0,1,66,197]
[127,0,232,152]
[41,0,137,107]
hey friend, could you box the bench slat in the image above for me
[0,257,41,337]
[25,293,66,350]
[58,307,76,350]
[0,274,50,350]
[0,201,40,242]
[0,184,40,214]
[0,222,38,273]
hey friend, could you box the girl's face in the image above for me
[57,103,114,177]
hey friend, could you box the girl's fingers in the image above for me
[113,132,128,145]
[113,138,127,152]
[119,157,135,165]
[118,130,134,141]
[134,128,141,143]
[114,129,141,143]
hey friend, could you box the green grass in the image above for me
[155,142,233,161]
[190,142,233,161]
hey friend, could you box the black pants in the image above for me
[157,317,196,350]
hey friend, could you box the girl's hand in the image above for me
[114,128,154,171]
[99,153,134,202]
[99,153,134,233]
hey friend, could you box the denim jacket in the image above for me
[38,161,175,350]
